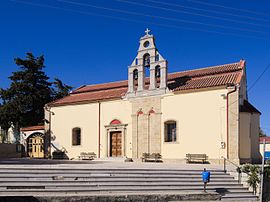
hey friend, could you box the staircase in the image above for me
[0,164,258,201]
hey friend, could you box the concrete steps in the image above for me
[0,165,258,201]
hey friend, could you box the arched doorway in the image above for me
[27,133,44,158]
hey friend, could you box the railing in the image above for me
[222,156,242,183]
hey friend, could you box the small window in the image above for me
[135,58,138,65]
[72,127,81,146]
[164,121,177,142]
[155,54,159,61]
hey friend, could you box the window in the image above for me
[133,69,138,80]
[143,53,150,67]
[155,54,159,61]
[72,127,81,146]
[164,121,177,142]
[155,65,160,78]
[135,58,138,65]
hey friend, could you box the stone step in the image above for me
[0,165,255,201]
[0,178,237,182]
[0,186,249,196]
[0,174,233,178]
[221,193,258,201]
[0,167,226,172]
[0,181,243,187]
[0,171,230,176]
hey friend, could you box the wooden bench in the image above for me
[186,153,208,164]
[78,152,96,160]
[142,153,162,162]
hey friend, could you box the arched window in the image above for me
[72,127,81,146]
[143,53,150,67]
[133,69,138,80]
[164,121,177,142]
[155,65,160,78]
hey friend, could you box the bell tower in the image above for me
[126,29,168,98]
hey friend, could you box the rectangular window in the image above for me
[72,128,81,146]
[165,121,177,142]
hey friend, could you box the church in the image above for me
[45,29,261,164]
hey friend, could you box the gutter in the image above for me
[226,85,237,159]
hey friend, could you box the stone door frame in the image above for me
[105,124,127,157]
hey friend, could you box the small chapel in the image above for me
[44,29,261,164]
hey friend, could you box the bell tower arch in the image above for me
[126,29,168,98]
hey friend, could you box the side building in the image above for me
[45,30,261,164]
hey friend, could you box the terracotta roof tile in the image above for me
[260,137,270,143]
[50,61,244,106]
[21,125,44,132]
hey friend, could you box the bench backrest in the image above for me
[186,154,207,158]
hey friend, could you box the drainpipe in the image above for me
[226,85,237,159]
[98,101,101,158]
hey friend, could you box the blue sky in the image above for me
[0,0,269,135]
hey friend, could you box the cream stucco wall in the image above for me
[50,100,132,159]
[239,113,252,159]
[161,88,228,159]
[239,112,261,163]
[260,143,270,155]
[50,103,99,159]
[250,113,261,161]
[99,100,132,158]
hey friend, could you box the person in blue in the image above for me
[202,168,211,192]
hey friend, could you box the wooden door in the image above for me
[28,136,44,158]
[110,132,122,157]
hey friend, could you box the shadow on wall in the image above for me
[0,143,23,158]
[168,76,191,90]
[0,197,40,202]
[52,150,69,160]
[264,177,270,202]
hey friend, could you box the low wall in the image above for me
[264,178,270,202]
[0,192,221,202]
[0,143,22,158]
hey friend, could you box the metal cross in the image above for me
[145,28,151,35]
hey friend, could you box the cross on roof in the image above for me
[145,28,151,35]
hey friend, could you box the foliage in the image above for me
[0,53,72,140]
[265,160,270,179]
[259,128,267,137]
[241,164,260,195]
[51,78,72,100]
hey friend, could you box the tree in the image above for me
[51,78,72,100]
[259,128,267,137]
[0,53,72,138]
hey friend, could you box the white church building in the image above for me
[45,30,261,164]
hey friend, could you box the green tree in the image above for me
[52,78,72,100]
[259,128,267,137]
[0,53,72,139]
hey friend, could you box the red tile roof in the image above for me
[49,60,244,106]
[21,125,44,132]
[260,137,270,143]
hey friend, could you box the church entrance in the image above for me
[27,133,44,158]
[109,131,122,157]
